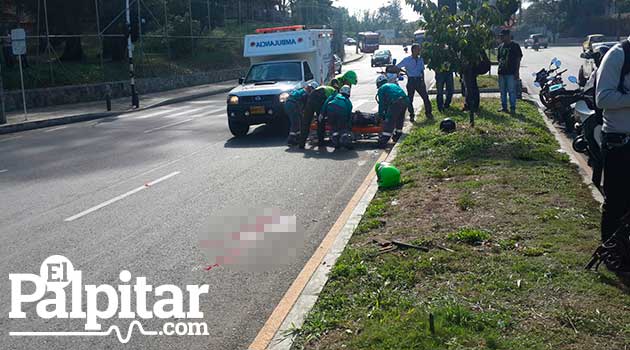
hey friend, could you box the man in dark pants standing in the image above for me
[396,43,433,122]
[595,37,630,249]
[497,29,523,114]
[436,66,454,112]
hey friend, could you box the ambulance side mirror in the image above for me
[238,77,245,84]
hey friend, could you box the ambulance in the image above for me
[226,25,334,137]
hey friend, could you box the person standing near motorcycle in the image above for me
[284,81,318,146]
[396,43,433,122]
[376,75,409,148]
[497,29,523,114]
[321,85,354,150]
[595,37,630,246]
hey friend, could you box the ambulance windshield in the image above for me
[245,62,302,83]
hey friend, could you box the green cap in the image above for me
[375,162,401,189]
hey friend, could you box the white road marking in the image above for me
[143,118,194,133]
[187,100,217,105]
[0,169,8,173]
[64,171,180,222]
[44,126,69,133]
[131,108,181,120]
[0,135,23,143]
[168,106,224,119]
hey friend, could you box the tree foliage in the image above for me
[406,0,520,72]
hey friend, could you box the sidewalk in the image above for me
[344,46,364,64]
[0,80,237,134]
[1,51,363,135]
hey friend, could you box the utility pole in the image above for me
[126,0,139,108]
[0,62,5,125]
[616,0,621,41]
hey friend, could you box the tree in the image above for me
[377,0,405,35]
[405,0,519,72]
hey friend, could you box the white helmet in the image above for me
[307,81,320,89]
[376,75,388,87]
[340,85,351,97]
[386,73,398,83]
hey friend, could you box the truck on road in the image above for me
[226,25,334,137]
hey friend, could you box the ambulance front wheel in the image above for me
[229,120,250,137]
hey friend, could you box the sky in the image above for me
[333,0,421,22]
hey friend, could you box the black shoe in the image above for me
[498,108,509,113]
[410,116,416,123]
[426,113,434,120]
[392,132,402,143]
[377,142,388,149]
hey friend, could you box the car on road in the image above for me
[524,34,549,49]
[371,49,392,67]
[578,41,616,86]
[582,34,605,52]
[344,38,356,45]
[333,54,342,74]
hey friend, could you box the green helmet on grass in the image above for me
[375,162,401,189]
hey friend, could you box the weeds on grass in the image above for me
[448,228,491,245]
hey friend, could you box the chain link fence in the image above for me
[1,0,345,92]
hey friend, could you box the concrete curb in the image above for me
[0,85,234,135]
[343,54,364,64]
[264,120,412,350]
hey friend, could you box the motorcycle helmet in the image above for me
[375,162,401,189]
[386,73,399,84]
[307,81,320,90]
[376,75,388,88]
[340,85,351,97]
[439,118,456,133]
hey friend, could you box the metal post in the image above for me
[43,0,54,84]
[137,0,143,64]
[95,0,104,69]
[0,62,6,124]
[126,0,139,108]
[189,0,194,53]
[164,0,171,59]
[207,0,211,33]
[18,55,27,121]
[617,0,621,41]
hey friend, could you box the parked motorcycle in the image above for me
[532,58,579,132]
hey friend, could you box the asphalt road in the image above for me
[0,45,428,350]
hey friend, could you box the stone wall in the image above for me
[2,68,247,112]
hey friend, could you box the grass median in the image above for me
[291,98,630,350]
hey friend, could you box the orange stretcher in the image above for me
[309,112,383,140]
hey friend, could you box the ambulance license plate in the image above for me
[250,106,265,115]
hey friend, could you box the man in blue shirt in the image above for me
[396,43,433,122]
